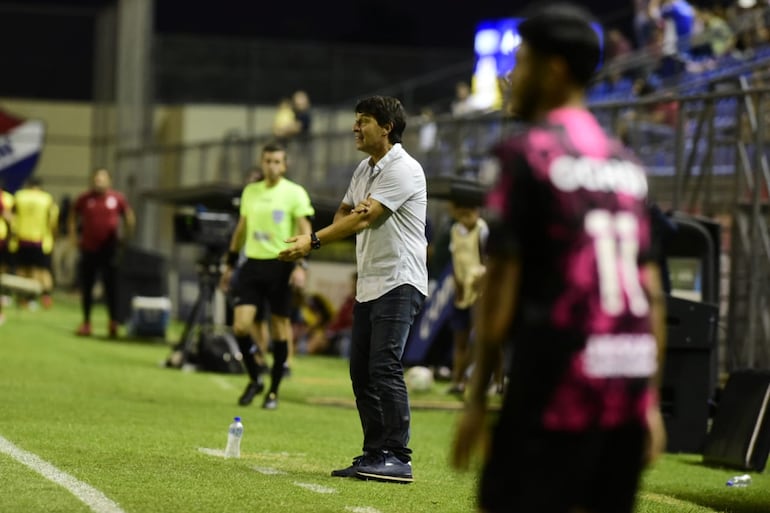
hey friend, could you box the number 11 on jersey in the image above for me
[585,209,649,317]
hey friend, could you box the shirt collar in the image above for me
[368,143,402,176]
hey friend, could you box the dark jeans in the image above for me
[350,284,424,462]
[79,245,118,323]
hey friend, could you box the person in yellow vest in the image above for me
[0,182,14,324]
[12,177,57,307]
[446,201,489,396]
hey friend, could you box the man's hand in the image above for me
[279,234,312,261]
[643,401,666,466]
[352,195,372,214]
[450,403,488,471]
[219,267,233,293]
[289,266,306,289]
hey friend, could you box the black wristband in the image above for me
[226,251,239,267]
[310,232,321,250]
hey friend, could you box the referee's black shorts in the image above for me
[479,421,646,513]
[231,258,294,318]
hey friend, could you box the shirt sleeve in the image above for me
[369,160,418,213]
[342,168,359,207]
[239,187,249,217]
[293,185,315,219]
[483,148,532,258]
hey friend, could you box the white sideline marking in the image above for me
[198,447,226,457]
[0,435,125,513]
[292,481,337,494]
[210,376,236,391]
[345,507,383,513]
[252,466,287,475]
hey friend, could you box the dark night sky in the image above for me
[0,0,633,100]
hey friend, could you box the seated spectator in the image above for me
[606,28,634,63]
[692,7,735,58]
[293,290,335,355]
[306,273,357,357]
[272,97,298,145]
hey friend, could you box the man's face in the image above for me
[92,169,111,193]
[261,150,287,183]
[507,42,544,122]
[353,113,389,156]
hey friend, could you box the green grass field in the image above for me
[1,294,768,513]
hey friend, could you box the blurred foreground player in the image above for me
[451,5,667,513]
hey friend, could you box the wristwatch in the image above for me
[310,232,321,250]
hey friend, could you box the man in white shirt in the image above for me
[280,95,428,483]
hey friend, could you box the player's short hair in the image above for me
[355,96,406,144]
[518,3,602,86]
[262,142,287,155]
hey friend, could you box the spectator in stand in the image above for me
[635,0,659,49]
[693,6,736,58]
[272,97,298,146]
[292,90,312,140]
[451,81,476,117]
[650,0,696,56]
[69,168,135,338]
[606,28,634,63]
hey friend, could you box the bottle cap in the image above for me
[234,416,241,422]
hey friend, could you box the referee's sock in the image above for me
[236,335,265,384]
[269,340,289,395]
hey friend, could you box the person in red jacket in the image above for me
[69,168,135,337]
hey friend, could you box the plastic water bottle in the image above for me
[726,474,752,487]
[224,416,243,458]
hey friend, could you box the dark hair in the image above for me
[27,176,42,187]
[518,3,601,86]
[262,141,287,155]
[354,96,407,144]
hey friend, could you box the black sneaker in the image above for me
[238,381,264,406]
[262,392,278,410]
[355,451,413,483]
[331,454,366,478]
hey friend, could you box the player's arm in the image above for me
[451,253,520,470]
[468,254,520,406]
[49,203,59,238]
[333,203,353,223]
[219,216,246,292]
[67,204,78,246]
[227,216,247,258]
[279,198,388,260]
[645,262,667,387]
[123,205,136,240]
[289,216,313,288]
[319,196,386,241]
[643,261,667,465]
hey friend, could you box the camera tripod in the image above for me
[165,247,241,370]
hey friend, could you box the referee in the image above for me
[220,142,314,409]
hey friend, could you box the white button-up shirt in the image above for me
[342,143,428,302]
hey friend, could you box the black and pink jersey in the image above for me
[484,107,656,432]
